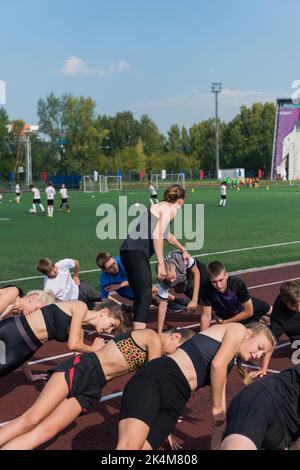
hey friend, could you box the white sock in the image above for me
[32,204,36,213]
[40,204,45,212]
[48,206,51,216]
[50,206,54,216]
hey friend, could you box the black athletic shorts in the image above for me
[119,356,191,449]
[33,199,41,204]
[47,200,54,206]
[61,198,68,203]
[223,381,287,450]
[50,353,106,411]
[221,195,226,200]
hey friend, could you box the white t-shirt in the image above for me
[32,187,41,199]
[220,185,227,196]
[149,184,157,196]
[15,185,21,193]
[46,186,56,200]
[60,188,68,199]
[44,259,79,301]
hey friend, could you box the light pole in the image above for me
[211,82,222,178]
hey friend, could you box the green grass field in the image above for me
[0,183,300,292]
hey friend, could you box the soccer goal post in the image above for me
[99,175,108,193]
[106,175,123,191]
[150,172,185,190]
[83,175,99,193]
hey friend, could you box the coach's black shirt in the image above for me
[200,276,250,319]
[270,295,300,342]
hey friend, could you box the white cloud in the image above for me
[60,56,131,77]
[221,89,264,98]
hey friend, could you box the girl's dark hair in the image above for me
[93,301,125,334]
[163,184,186,203]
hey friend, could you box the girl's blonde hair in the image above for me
[93,301,125,335]
[236,323,276,385]
[24,289,56,306]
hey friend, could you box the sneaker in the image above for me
[174,297,190,308]
[167,302,184,313]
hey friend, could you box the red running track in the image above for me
[0,262,299,450]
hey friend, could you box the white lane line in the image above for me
[242,363,281,374]
[1,242,300,284]
[0,390,125,428]
[248,277,300,291]
[28,352,75,365]
[275,342,291,350]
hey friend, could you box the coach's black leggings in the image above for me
[120,250,153,324]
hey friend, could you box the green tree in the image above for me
[37,93,108,173]
[138,114,165,155]
[167,124,182,152]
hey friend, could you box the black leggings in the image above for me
[120,250,152,324]
[119,357,191,449]
[0,316,42,377]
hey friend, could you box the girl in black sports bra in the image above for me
[0,327,195,450]
[0,300,124,378]
[116,322,276,450]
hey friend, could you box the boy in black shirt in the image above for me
[200,261,271,331]
[250,280,300,378]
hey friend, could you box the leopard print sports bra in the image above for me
[114,331,148,373]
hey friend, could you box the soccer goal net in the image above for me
[83,175,99,193]
[151,172,185,190]
[106,175,123,191]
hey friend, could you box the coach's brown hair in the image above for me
[163,184,186,203]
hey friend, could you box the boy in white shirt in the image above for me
[59,184,71,213]
[15,184,21,204]
[219,181,227,207]
[45,181,56,217]
[148,182,159,205]
[30,184,45,214]
[37,257,101,308]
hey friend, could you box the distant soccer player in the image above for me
[219,181,227,207]
[30,184,45,215]
[15,184,21,204]
[45,181,56,218]
[0,190,3,204]
[59,184,71,213]
[148,181,159,205]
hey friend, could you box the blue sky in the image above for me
[0,0,299,134]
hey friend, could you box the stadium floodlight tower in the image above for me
[211,82,222,178]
